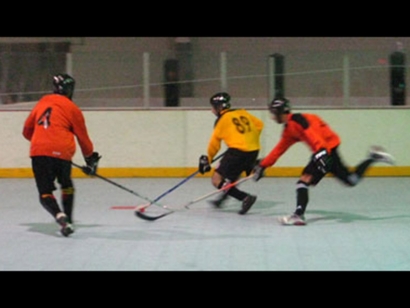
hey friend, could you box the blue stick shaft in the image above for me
[150,151,225,203]
[152,170,200,203]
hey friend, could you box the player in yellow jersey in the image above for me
[198,92,264,214]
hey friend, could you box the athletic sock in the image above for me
[354,158,373,178]
[226,187,248,201]
[62,187,75,223]
[217,179,247,201]
[295,180,309,216]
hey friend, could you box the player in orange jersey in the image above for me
[22,73,101,237]
[253,97,395,226]
[198,92,264,214]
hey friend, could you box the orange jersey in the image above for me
[22,94,94,161]
[207,109,264,162]
[261,113,340,167]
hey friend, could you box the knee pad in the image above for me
[217,178,231,189]
[40,193,55,204]
[296,180,309,190]
[62,186,75,196]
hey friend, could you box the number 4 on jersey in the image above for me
[37,107,52,129]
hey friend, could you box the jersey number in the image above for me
[37,107,52,129]
[232,116,251,134]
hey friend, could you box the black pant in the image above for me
[304,146,372,186]
[31,156,73,195]
[215,148,259,182]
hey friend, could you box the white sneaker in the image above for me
[278,214,306,226]
[369,146,395,165]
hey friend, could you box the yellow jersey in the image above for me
[207,109,264,162]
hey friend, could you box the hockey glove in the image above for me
[312,148,329,174]
[252,163,266,182]
[83,152,101,176]
[198,155,211,174]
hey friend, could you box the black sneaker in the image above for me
[208,199,224,208]
[61,224,74,237]
[238,195,257,215]
[57,214,74,237]
[208,193,229,208]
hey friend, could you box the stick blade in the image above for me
[135,210,171,221]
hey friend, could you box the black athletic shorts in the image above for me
[31,156,73,195]
[303,146,351,186]
[215,148,259,182]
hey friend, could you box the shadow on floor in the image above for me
[306,209,410,224]
[20,222,103,237]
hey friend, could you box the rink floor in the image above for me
[1,175,410,271]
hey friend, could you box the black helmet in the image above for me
[53,73,75,99]
[269,97,290,116]
[210,92,231,110]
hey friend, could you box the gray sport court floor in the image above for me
[1,175,410,271]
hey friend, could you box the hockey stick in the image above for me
[134,151,226,212]
[71,162,165,207]
[135,174,254,221]
[183,174,254,209]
